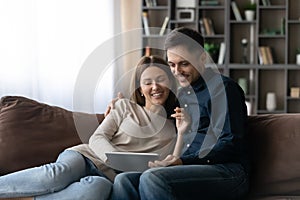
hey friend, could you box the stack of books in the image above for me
[199,17,215,36]
[258,46,274,65]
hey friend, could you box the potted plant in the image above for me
[296,48,300,65]
[204,42,220,63]
[244,2,257,21]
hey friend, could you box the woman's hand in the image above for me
[104,92,124,117]
[148,154,183,168]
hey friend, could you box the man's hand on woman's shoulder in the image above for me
[104,92,124,117]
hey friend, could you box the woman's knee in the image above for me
[79,176,112,200]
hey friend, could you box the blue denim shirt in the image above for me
[178,68,249,171]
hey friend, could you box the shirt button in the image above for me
[184,104,188,108]
[187,91,191,95]
[188,129,192,133]
[207,160,210,163]
[186,144,190,147]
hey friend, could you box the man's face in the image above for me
[167,45,202,87]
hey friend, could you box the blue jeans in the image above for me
[0,150,112,200]
[111,163,248,200]
[110,172,142,200]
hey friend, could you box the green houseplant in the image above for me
[204,42,220,63]
[244,2,257,21]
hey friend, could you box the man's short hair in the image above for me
[164,27,204,52]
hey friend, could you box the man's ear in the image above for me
[197,52,207,74]
[200,51,207,63]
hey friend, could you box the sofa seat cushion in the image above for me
[247,114,300,198]
[0,96,104,175]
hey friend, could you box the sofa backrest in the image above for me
[0,96,104,175]
[247,114,300,198]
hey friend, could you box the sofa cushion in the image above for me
[247,114,300,198]
[0,96,104,175]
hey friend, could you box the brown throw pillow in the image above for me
[0,96,104,175]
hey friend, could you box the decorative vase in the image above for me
[238,78,248,95]
[245,10,255,21]
[296,54,300,65]
[266,92,276,111]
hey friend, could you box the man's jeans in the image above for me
[0,150,112,200]
[111,163,248,200]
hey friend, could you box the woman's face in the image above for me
[140,66,171,110]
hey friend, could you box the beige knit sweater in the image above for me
[69,99,176,181]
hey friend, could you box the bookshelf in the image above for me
[141,0,300,114]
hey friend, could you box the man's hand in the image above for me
[104,92,124,117]
[171,107,190,136]
[148,155,183,168]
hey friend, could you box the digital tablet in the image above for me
[105,152,159,172]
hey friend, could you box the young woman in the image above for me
[0,55,189,200]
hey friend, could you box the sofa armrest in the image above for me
[0,96,104,175]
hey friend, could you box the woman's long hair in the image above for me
[130,55,178,118]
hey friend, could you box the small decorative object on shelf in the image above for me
[266,92,277,112]
[176,0,196,8]
[245,101,252,115]
[290,87,300,98]
[244,1,256,21]
[176,9,195,22]
[296,48,300,65]
[238,78,248,95]
[241,38,248,64]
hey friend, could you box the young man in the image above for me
[111,27,250,200]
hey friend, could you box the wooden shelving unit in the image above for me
[141,0,300,114]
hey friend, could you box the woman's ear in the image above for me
[139,88,143,96]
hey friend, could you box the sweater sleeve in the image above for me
[88,100,124,162]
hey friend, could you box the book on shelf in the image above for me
[199,19,206,35]
[258,46,274,65]
[265,46,274,65]
[218,42,226,65]
[201,17,215,36]
[159,16,169,36]
[258,46,267,65]
[231,1,242,21]
[145,0,157,7]
[142,12,150,36]
[262,0,271,6]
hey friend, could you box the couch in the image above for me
[1,96,300,199]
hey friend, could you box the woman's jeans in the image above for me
[0,150,112,200]
[111,163,249,200]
